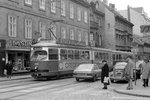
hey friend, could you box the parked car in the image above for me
[110,62,138,82]
[110,62,127,82]
[73,64,101,82]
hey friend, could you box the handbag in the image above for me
[4,69,7,75]
[104,77,110,85]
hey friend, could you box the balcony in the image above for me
[90,21,99,29]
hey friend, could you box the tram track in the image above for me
[3,80,100,99]
[0,77,75,94]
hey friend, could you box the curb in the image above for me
[0,76,31,82]
[113,89,150,98]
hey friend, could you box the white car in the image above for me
[73,64,101,82]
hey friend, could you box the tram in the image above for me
[30,40,133,79]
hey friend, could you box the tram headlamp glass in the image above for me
[35,66,38,70]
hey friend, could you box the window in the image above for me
[60,49,67,60]
[49,49,58,60]
[78,31,81,42]
[77,7,81,21]
[39,0,45,10]
[50,24,56,40]
[25,19,32,39]
[69,3,74,19]
[51,0,56,13]
[61,27,66,39]
[84,10,88,23]
[39,22,46,39]
[8,16,17,37]
[61,0,65,16]
[85,32,88,45]
[25,0,32,5]
[94,52,99,60]
[70,29,74,40]
[90,34,93,41]
[68,50,74,60]
[99,35,102,46]
[75,50,79,59]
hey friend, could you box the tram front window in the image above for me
[31,50,48,61]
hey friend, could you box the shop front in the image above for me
[6,39,32,73]
[0,39,6,76]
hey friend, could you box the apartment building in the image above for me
[0,0,90,75]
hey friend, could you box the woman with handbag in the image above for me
[101,60,109,89]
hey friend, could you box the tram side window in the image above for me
[119,54,122,61]
[68,50,74,60]
[49,49,58,60]
[95,52,98,60]
[99,52,102,60]
[80,51,85,60]
[85,51,89,59]
[113,54,115,61]
[79,51,89,60]
[75,50,79,59]
[116,54,119,61]
[106,53,109,60]
[60,49,67,60]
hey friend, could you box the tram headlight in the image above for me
[35,66,38,70]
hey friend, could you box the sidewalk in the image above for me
[113,79,150,98]
[0,74,31,82]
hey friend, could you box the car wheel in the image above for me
[76,78,80,82]
[111,79,114,83]
[92,76,97,82]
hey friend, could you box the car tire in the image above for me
[92,76,97,82]
[76,78,80,82]
[111,79,114,83]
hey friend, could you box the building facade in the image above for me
[99,1,134,51]
[119,6,150,58]
[89,1,105,48]
[115,15,134,51]
[0,0,90,75]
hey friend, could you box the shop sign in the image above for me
[57,38,86,46]
[6,39,32,49]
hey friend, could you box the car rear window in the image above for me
[115,62,127,69]
[76,64,93,71]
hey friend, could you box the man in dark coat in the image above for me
[101,60,109,89]
[5,60,13,79]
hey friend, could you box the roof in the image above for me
[100,2,134,26]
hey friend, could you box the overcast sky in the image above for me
[108,0,150,17]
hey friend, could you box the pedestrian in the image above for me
[101,60,109,89]
[5,60,13,79]
[124,56,134,90]
[141,58,150,87]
